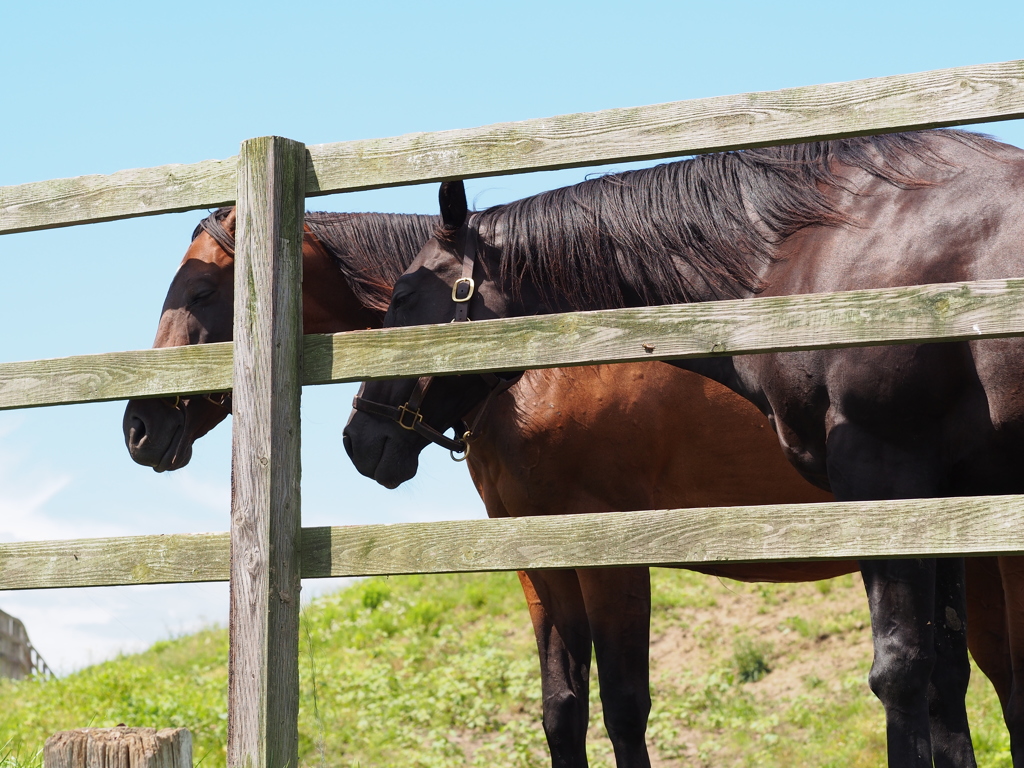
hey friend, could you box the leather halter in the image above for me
[351,221,521,460]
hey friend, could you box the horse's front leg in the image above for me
[518,569,594,768]
[928,557,975,768]
[577,566,652,768]
[861,558,941,766]
[828,418,974,767]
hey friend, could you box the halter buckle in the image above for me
[452,277,475,302]
[396,403,424,430]
[450,431,473,462]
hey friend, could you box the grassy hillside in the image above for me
[0,569,1012,767]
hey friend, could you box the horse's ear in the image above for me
[223,207,237,233]
[439,181,467,230]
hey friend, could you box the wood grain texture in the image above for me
[3,60,1022,235]
[307,277,1024,382]
[44,728,192,768]
[5,495,1024,592]
[304,495,1024,575]
[0,157,236,235]
[0,532,229,590]
[304,59,1024,194]
[228,137,305,768]
[0,343,232,411]
[3,277,1024,412]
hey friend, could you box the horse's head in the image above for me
[123,208,237,471]
[124,207,403,472]
[343,181,522,488]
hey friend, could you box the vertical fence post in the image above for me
[228,136,306,768]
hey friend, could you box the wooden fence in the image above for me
[2,58,1024,767]
[0,607,52,680]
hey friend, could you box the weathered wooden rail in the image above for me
[3,60,1024,235]
[2,59,1023,767]
[2,277,1024,410]
[2,494,1024,591]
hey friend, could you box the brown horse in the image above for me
[126,204,1015,768]
[122,208,435,472]
[342,130,1024,768]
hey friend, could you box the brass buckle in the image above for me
[396,403,424,431]
[450,431,473,462]
[452,277,475,302]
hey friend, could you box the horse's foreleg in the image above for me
[860,558,940,767]
[997,554,1024,767]
[828,417,973,768]
[927,557,976,768]
[576,567,652,768]
[518,569,593,768]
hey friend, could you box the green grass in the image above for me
[0,570,1012,767]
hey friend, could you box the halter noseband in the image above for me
[351,220,521,460]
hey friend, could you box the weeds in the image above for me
[732,637,773,683]
[0,569,1012,767]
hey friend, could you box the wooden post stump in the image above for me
[44,728,191,768]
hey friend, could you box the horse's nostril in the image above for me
[130,416,147,445]
[342,431,354,460]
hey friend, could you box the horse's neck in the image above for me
[491,241,771,413]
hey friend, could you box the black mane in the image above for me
[194,209,437,316]
[304,212,439,314]
[469,130,999,309]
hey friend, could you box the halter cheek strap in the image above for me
[351,220,521,459]
[452,225,476,321]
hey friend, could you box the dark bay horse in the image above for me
[342,130,1024,767]
[127,202,1016,768]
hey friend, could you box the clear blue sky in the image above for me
[1,0,1022,672]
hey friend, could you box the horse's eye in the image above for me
[391,292,411,310]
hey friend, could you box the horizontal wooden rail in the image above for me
[2,278,1024,411]
[2,494,1023,590]
[2,60,1023,235]
[0,157,237,236]
[0,343,232,410]
[307,277,1024,382]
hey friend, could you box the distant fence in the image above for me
[1,59,1023,767]
[0,607,52,680]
